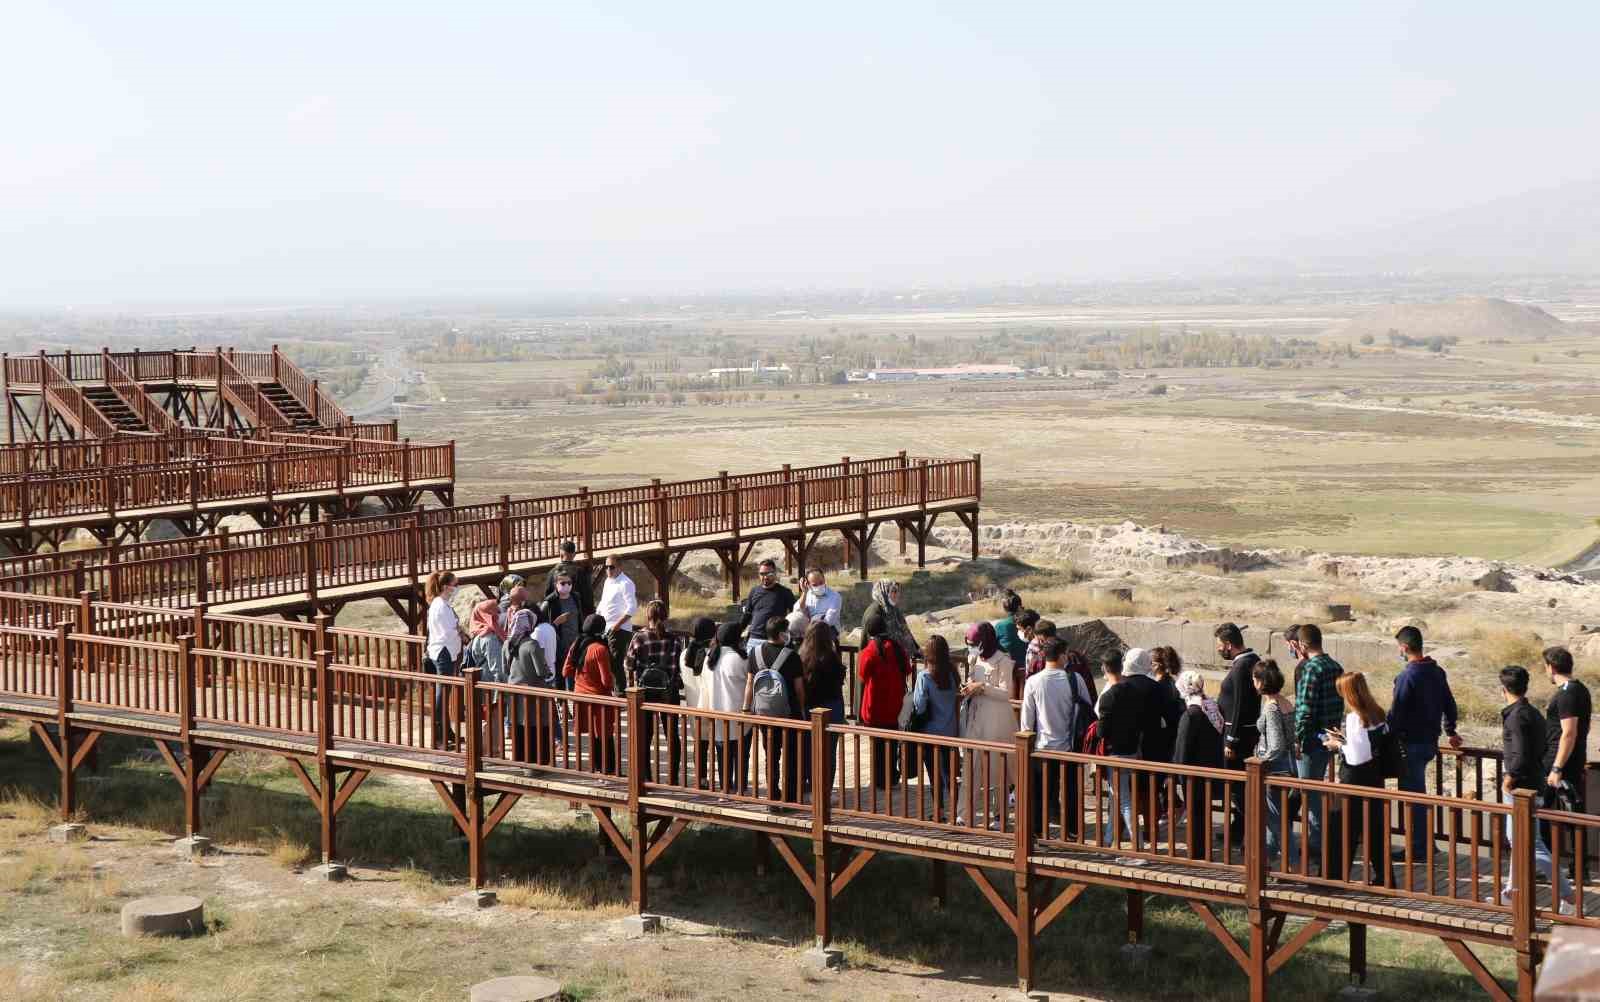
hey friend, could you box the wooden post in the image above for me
[217,527,232,594]
[729,488,743,602]
[406,510,421,635]
[1512,789,1537,1000]
[304,534,319,607]
[188,460,201,518]
[1014,730,1035,992]
[310,378,320,421]
[807,707,834,947]
[916,461,929,568]
[177,634,201,836]
[103,468,116,518]
[271,343,281,382]
[795,478,808,580]
[192,550,209,604]
[463,667,485,889]
[107,541,122,603]
[627,686,648,916]
[315,632,336,865]
[1244,757,1269,1002]
[55,622,75,819]
[1127,889,1145,944]
[857,472,870,581]
[401,438,411,487]
[498,494,512,570]
[580,488,594,560]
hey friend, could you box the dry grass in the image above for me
[266,830,313,870]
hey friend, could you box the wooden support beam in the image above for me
[1266,917,1328,976]
[1189,900,1250,975]
[428,779,471,836]
[194,747,230,791]
[29,722,65,772]
[1441,939,1512,1002]
[830,848,877,898]
[285,757,321,806]
[481,791,521,839]
[153,740,186,786]
[769,835,816,899]
[330,768,370,817]
[644,819,688,869]
[589,805,630,859]
[963,865,1018,933]
[1032,880,1087,935]
[68,729,102,772]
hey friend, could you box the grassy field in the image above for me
[0,719,1521,1002]
[398,344,1600,565]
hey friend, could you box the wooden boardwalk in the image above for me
[0,454,980,621]
[0,433,454,551]
[1,595,1589,1001]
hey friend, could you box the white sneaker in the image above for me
[1560,900,1577,916]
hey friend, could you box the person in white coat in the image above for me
[959,620,1017,826]
[703,621,753,795]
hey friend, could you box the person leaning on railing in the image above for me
[1251,659,1298,864]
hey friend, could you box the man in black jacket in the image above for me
[1097,648,1163,847]
[1214,623,1260,839]
[543,540,595,618]
[1499,665,1573,910]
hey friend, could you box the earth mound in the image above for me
[1333,297,1568,342]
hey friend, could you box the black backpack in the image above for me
[636,651,677,703]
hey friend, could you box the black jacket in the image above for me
[1173,706,1224,768]
[739,583,796,642]
[1502,698,1545,792]
[1216,649,1261,757]
[542,560,595,619]
[1099,674,1167,758]
[1141,676,1183,763]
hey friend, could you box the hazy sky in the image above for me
[4,2,1600,305]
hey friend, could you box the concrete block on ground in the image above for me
[1119,942,1153,961]
[455,889,497,909]
[48,823,88,843]
[801,946,844,971]
[621,913,662,937]
[1008,991,1049,1002]
[468,975,562,1002]
[121,895,205,937]
[174,835,213,858]
[1337,986,1378,1002]
[307,862,347,882]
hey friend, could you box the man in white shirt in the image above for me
[596,557,638,695]
[798,570,842,629]
[1021,638,1088,838]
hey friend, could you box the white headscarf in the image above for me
[1121,647,1153,678]
[1177,669,1224,733]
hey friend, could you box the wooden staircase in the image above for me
[258,382,319,428]
[80,385,151,433]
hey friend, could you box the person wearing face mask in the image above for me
[543,539,595,618]
[541,573,582,690]
[424,570,468,750]
[798,571,841,629]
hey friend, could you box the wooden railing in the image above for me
[102,349,180,434]
[37,353,117,439]
[264,344,351,426]
[214,348,294,431]
[0,455,971,609]
[0,439,453,526]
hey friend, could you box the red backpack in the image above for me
[1080,719,1107,756]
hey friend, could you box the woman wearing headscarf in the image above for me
[1172,669,1225,859]
[861,579,918,667]
[958,621,1017,826]
[858,612,912,790]
[564,614,617,775]
[467,595,508,682]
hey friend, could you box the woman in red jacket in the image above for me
[858,611,911,791]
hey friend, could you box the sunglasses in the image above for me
[605,565,619,572]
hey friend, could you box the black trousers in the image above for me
[1031,759,1079,839]
[637,696,683,786]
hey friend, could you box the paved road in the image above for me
[344,347,406,420]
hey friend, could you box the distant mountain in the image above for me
[1255,177,1600,276]
[1330,297,1569,341]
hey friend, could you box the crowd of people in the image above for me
[420,552,1592,904]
